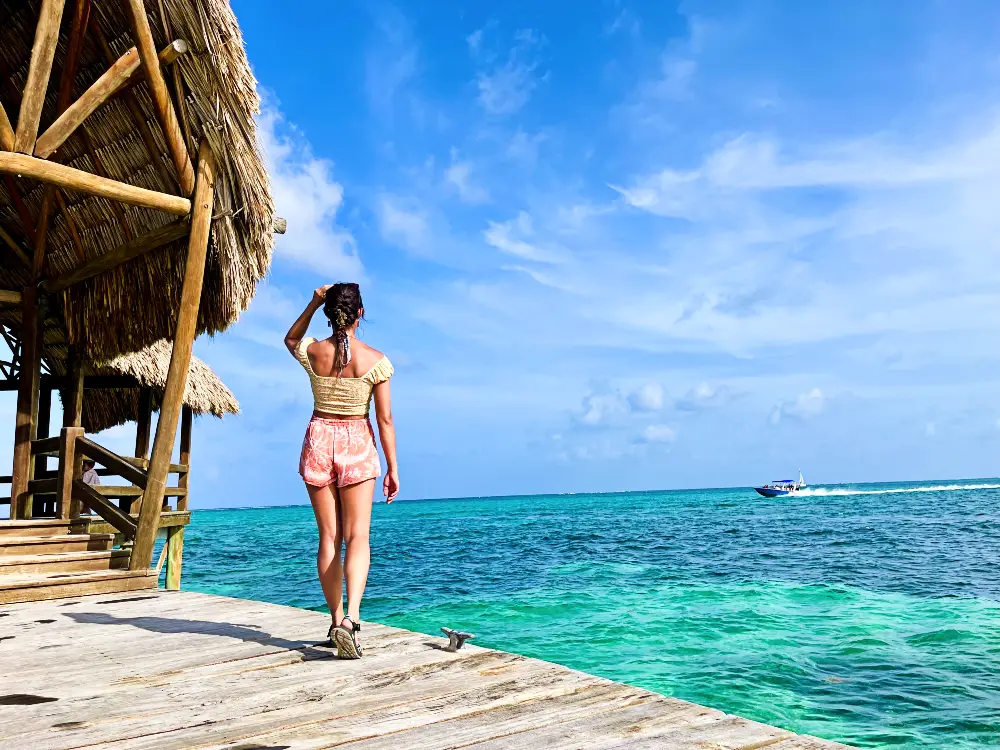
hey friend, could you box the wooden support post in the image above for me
[0,153,192,215]
[14,0,67,154]
[126,0,195,195]
[63,345,85,427]
[11,287,41,519]
[130,140,214,571]
[177,404,191,511]
[164,526,184,590]
[35,383,52,475]
[56,426,83,519]
[0,103,13,151]
[135,387,153,459]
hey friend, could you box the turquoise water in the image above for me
[181,481,1000,748]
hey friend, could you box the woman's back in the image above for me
[305,337,384,379]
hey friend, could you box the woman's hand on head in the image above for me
[312,284,334,304]
[384,470,399,504]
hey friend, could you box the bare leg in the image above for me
[307,482,344,628]
[339,478,376,626]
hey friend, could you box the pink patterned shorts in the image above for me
[299,417,381,488]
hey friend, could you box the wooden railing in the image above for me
[7,427,191,589]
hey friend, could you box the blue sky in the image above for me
[7,0,1000,507]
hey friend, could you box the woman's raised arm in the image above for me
[284,285,332,354]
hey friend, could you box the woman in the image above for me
[285,282,399,659]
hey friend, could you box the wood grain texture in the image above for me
[126,0,195,195]
[10,287,40,519]
[13,0,67,153]
[0,590,855,749]
[0,152,191,215]
[34,48,142,159]
[0,102,13,151]
[131,141,214,570]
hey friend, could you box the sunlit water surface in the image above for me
[179,481,1000,748]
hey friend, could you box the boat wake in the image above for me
[795,483,1000,497]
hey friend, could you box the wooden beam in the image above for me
[73,479,137,538]
[0,102,13,151]
[53,190,86,263]
[177,404,191,511]
[56,426,83,519]
[33,188,55,279]
[42,217,189,292]
[0,290,22,305]
[62,345,84,427]
[4,175,37,247]
[35,48,142,159]
[77,436,149,488]
[165,525,184,589]
[36,383,52,475]
[14,0,67,154]
[0,374,141,392]
[56,0,90,115]
[131,140,214,571]
[119,40,189,94]
[0,152,192,215]
[11,287,42,519]
[135,387,153,459]
[126,0,195,196]
[88,19,176,194]
[79,127,131,240]
[0,225,31,268]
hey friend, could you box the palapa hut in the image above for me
[0,0,277,602]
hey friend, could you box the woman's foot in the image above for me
[334,615,363,659]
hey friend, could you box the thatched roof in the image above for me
[0,0,273,360]
[79,339,239,433]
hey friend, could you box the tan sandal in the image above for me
[334,616,363,659]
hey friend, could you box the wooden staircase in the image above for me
[0,519,157,604]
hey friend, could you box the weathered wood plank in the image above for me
[0,102,13,151]
[131,141,214,570]
[13,0,67,153]
[0,591,853,750]
[126,0,195,194]
[72,480,138,539]
[0,289,21,304]
[76,437,149,487]
[0,152,192,215]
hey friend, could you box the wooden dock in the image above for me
[0,590,853,749]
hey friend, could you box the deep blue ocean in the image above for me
[178,480,1000,748]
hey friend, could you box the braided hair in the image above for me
[322,283,364,371]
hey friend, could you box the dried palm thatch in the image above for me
[0,0,273,360]
[80,339,239,433]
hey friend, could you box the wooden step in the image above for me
[0,519,86,538]
[0,533,114,556]
[0,569,157,604]
[0,549,130,575]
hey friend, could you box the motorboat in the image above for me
[754,471,806,497]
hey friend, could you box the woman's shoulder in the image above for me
[354,340,388,367]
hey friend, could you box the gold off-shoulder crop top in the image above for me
[294,337,394,417]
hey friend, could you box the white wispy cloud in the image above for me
[676,382,735,411]
[471,28,545,115]
[257,100,362,279]
[641,424,677,443]
[770,388,826,425]
[484,211,567,263]
[376,194,430,252]
[629,383,664,411]
[445,150,490,204]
